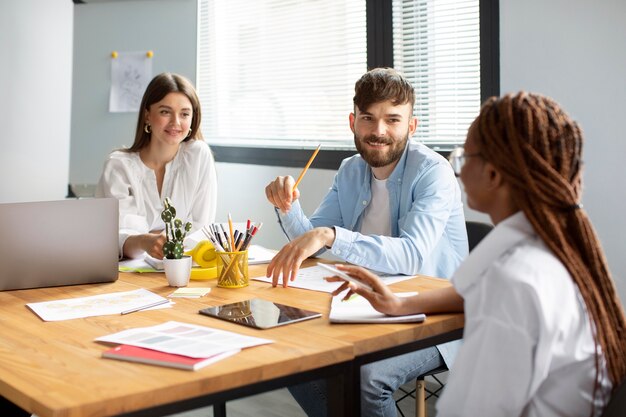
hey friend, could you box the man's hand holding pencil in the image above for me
[265,145,337,288]
[264,144,320,214]
[265,175,301,213]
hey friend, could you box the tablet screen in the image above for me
[199,298,322,329]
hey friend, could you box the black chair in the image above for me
[395,220,493,417]
[602,377,626,417]
[465,221,494,253]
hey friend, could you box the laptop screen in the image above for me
[0,198,119,291]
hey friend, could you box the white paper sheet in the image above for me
[96,321,273,358]
[26,289,171,321]
[252,265,414,293]
[329,291,425,323]
[247,245,276,265]
[109,51,152,113]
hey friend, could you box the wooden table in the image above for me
[0,261,463,417]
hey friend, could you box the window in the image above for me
[393,0,481,149]
[197,0,499,167]
[197,0,367,151]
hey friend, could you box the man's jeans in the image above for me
[289,346,444,417]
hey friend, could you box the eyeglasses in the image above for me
[448,147,482,177]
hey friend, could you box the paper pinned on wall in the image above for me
[109,51,153,113]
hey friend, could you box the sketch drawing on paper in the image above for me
[109,51,153,113]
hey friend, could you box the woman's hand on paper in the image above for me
[328,265,408,316]
[265,175,301,213]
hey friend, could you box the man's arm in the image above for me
[265,173,346,287]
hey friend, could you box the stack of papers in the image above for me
[102,345,239,371]
[96,321,273,358]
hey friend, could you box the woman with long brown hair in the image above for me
[330,92,626,416]
[96,73,217,260]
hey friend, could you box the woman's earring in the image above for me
[187,129,192,138]
[144,123,151,134]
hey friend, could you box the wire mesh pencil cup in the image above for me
[216,250,249,288]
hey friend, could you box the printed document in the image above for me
[252,264,413,293]
[96,321,273,358]
[27,288,171,321]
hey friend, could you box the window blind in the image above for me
[197,0,367,150]
[197,0,481,151]
[392,0,481,149]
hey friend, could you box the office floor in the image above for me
[166,374,445,417]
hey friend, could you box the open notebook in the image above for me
[329,292,425,323]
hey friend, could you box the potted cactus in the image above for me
[161,198,193,286]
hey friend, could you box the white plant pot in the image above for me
[163,255,192,287]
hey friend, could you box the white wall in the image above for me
[0,0,73,203]
[214,163,337,251]
[500,0,626,302]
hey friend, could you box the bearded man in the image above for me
[264,68,468,417]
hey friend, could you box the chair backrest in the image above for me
[466,221,493,252]
[601,377,626,417]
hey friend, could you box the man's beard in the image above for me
[354,132,408,168]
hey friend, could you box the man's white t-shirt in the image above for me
[360,175,391,236]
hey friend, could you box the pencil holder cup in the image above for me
[216,250,249,288]
[163,255,192,287]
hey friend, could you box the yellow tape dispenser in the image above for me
[185,240,217,280]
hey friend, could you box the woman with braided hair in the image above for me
[328,92,626,416]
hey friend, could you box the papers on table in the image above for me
[329,291,426,323]
[247,245,276,265]
[96,321,273,358]
[252,265,414,293]
[168,287,212,298]
[119,257,159,273]
[26,289,172,321]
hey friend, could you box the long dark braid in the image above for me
[472,92,626,402]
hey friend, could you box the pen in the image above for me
[240,223,262,251]
[293,144,321,190]
[234,230,243,250]
[219,224,230,251]
[121,299,169,315]
[212,224,225,249]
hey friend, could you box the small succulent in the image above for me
[161,197,192,259]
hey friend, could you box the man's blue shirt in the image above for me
[276,140,469,279]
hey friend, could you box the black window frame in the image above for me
[210,0,499,169]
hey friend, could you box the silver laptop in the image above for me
[0,198,119,291]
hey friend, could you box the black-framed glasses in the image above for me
[448,147,482,177]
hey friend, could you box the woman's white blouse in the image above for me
[437,211,611,417]
[95,140,217,257]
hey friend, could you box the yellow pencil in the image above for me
[227,213,235,252]
[293,144,321,190]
